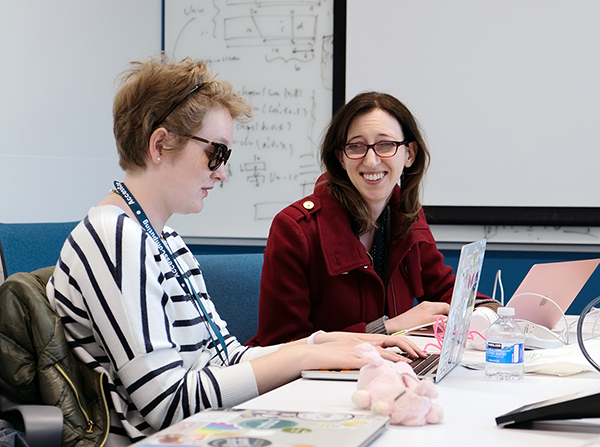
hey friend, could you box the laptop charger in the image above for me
[518,320,566,349]
[468,308,566,350]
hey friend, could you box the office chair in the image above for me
[0,238,5,286]
[196,253,263,344]
[0,393,63,447]
[0,221,79,283]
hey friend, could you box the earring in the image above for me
[157,157,161,162]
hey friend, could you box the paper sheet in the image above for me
[525,339,600,376]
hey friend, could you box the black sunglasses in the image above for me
[184,135,232,171]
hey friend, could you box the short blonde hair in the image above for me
[113,53,253,171]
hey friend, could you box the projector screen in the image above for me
[345,0,600,226]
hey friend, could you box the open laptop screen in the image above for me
[506,259,600,329]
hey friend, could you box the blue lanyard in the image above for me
[113,181,229,365]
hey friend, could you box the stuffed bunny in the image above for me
[351,343,443,426]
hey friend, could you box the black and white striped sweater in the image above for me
[47,205,278,445]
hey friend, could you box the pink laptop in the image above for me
[506,259,600,329]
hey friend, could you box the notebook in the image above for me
[505,258,600,330]
[302,239,487,383]
[132,408,389,447]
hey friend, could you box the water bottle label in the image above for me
[486,341,524,364]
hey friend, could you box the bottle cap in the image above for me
[497,307,515,317]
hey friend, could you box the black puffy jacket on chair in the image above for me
[0,267,109,447]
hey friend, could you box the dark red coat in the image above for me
[247,178,459,346]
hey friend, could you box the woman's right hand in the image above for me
[253,337,418,394]
[253,332,425,394]
[385,301,450,334]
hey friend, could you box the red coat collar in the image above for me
[290,175,432,277]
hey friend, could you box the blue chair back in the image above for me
[196,253,263,345]
[0,221,79,279]
[0,223,264,343]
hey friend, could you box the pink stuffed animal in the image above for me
[351,343,443,426]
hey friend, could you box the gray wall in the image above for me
[0,1,161,223]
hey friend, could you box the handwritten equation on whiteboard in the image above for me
[164,0,333,238]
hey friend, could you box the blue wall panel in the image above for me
[188,243,600,317]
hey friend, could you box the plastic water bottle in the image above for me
[485,307,524,381]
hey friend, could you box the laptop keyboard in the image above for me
[404,353,440,376]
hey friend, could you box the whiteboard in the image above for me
[164,0,334,239]
[346,0,600,223]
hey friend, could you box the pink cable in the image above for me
[422,315,487,353]
[423,316,446,352]
[467,330,486,344]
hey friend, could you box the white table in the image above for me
[238,325,600,447]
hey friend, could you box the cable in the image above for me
[577,296,600,373]
[491,271,600,369]
[510,292,570,345]
[589,307,600,339]
[492,270,504,305]
[568,307,600,334]
[488,269,578,348]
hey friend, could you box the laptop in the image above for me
[132,408,389,447]
[496,387,600,428]
[302,239,487,383]
[505,258,600,330]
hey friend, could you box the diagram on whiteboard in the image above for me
[164,0,333,239]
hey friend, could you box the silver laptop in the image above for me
[302,239,487,383]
